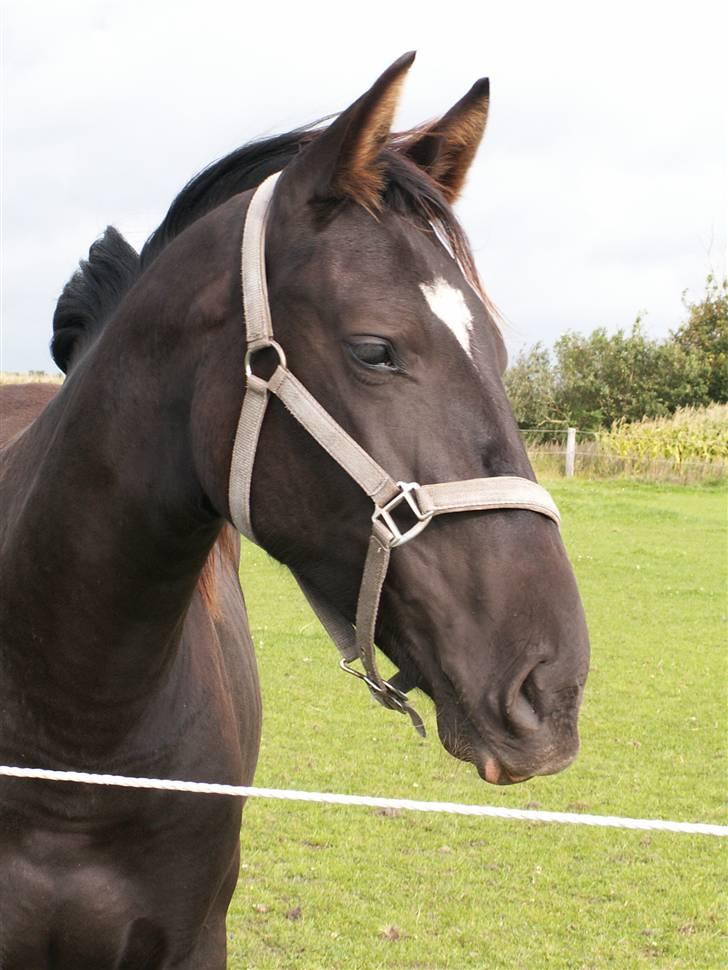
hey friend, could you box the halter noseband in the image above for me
[228,172,560,737]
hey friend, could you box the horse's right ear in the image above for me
[403,78,490,203]
[279,52,416,214]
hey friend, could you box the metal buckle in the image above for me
[339,659,408,709]
[372,482,432,548]
[339,659,427,737]
[244,340,287,378]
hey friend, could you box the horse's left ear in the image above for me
[404,78,490,203]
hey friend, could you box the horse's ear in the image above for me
[281,52,416,213]
[403,78,490,203]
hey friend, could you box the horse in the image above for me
[0,54,589,968]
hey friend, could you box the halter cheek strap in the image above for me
[228,172,561,737]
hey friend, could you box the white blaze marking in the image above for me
[420,277,474,358]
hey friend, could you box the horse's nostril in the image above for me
[506,670,542,735]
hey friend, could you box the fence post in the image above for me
[565,427,576,478]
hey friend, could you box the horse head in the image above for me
[201,54,590,785]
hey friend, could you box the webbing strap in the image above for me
[229,375,269,541]
[269,367,400,507]
[229,362,402,538]
[241,171,279,349]
[352,522,426,735]
[419,478,559,525]
[354,523,392,687]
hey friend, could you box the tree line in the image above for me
[504,276,727,431]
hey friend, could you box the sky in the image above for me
[1,0,726,372]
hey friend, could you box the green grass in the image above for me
[229,481,727,969]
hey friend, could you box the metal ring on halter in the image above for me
[244,340,287,379]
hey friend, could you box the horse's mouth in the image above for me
[435,702,579,786]
[476,756,533,786]
[399,637,583,786]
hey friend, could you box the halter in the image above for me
[228,172,560,737]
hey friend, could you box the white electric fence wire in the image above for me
[1,765,725,836]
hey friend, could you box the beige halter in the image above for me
[229,172,560,736]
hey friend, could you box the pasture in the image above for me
[228,479,726,968]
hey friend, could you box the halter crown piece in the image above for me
[229,172,561,737]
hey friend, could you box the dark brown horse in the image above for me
[0,55,589,967]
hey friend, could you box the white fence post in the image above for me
[565,427,577,478]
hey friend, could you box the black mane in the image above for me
[51,226,139,373]
[51,121,479,373]
[139,125,323,269]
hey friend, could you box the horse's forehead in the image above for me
[282,207,488,358]
[326,210,464,292]
[419,277,474,359]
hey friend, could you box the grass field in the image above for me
[226,480,726,968]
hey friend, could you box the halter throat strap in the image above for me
[228,172,561,737]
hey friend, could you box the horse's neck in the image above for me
[0,205,248,763]
[0,315,226,720]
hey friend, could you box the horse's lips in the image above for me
[433,686,535,785]
[477,756,533,786]
[483,757,503,784]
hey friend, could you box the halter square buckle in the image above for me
[372,482,431,548]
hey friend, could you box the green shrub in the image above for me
[504,276,727,430]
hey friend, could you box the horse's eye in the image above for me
[347,340,397,370]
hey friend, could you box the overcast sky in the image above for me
[1,0,725,372]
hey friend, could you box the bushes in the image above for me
[504,277,727,431]
[501,343,565,432]
[673,276,728,403]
